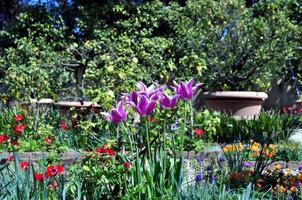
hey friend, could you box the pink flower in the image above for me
[44,137,52,145]
[194,128,204,136]
[14,114,24,121]
[48,181,58,189]
[6,156,14,161]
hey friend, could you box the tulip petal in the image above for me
[193,83,204,93]
[159,93,171,108]
[137,95,148,115]
[145,100,156,116]
[136,81,147,91]
[100,112,112,122]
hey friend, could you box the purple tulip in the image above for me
[121,82,165,104]
[128,94,157,116]
[243,161,252,168]
[136,81,165,98]
[298,164,302,171]
[159,93,180,109]
[101,101,127,123]
[172,78,203,100]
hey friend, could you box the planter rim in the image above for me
[54,101,101,108]
[202,91,268,100]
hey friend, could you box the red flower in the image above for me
[282,106,292,113]
[123,161,131,169]
[44,137,52,145]
[194,128,204,136]
[6,156,14,161]
[0,134,9,143]
[19,161,29,170]
[10,140,19,146]
[13,124,26,133]
[48,181,58,189]
[34,173,44,182]
[148,116,156,122]
[96,147,106,153]
[105,148,116,156]
[14,114,24,121]
[45,165,64,178]
[56,164,64,174]
[96,146,116,157]
[45,166,58,177]
[59,121,68,130]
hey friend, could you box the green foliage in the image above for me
[1,0,300,106]
[205,111,301,144]
[0,8,72,102]
[275,141,302,161]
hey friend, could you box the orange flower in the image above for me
[296,173,302,180]
[290,186,297,193]
[276,185,287,193]
[256,178,265,188]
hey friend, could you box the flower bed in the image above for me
[1,79,302,199]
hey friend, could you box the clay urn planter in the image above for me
[54,101,102,114]
[201,91,268,118]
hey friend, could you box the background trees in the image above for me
[0,0,301,107]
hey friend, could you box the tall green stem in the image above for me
[145,120,152,160]
[121,122,134,153]
[190,98,194,136]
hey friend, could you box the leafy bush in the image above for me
[1,0,301,107]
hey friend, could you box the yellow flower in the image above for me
[274,164,281,171]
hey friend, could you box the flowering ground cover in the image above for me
[0,79,302,199]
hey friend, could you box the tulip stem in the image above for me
[190,99,194,136]
[145,120,152,161]
[121,122,134,153]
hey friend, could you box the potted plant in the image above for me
[191,0,298,118]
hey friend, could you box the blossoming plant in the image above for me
[0,153,65,200]
[223,141,277,188]
[100,79,204,159]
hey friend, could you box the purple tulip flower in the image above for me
[136,81,166,98]
[121,82,165,103]
[172,78,203,100]
[159,93,180,109]
[243,161,252,168]
[101,101,127,123]
[128,94,157,116]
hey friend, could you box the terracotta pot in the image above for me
[201,91,268,118]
